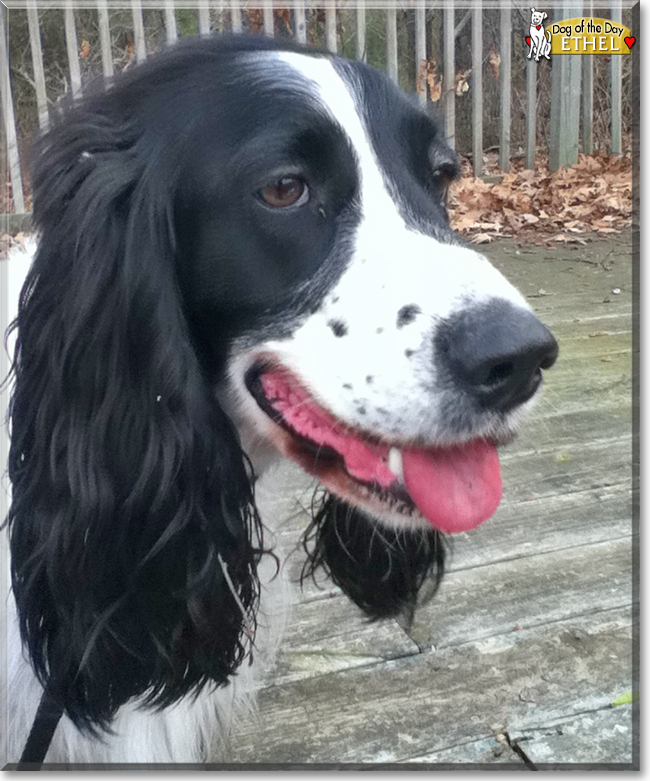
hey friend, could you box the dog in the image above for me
[4,34,558,765]
[528,7,552,61]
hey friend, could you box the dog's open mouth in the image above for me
[246,367,503,534]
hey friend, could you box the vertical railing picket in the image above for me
[263,0,274,37]
[472,2,483,177]
[499,4,511,172]
[415,3,426,105]
[131,0,147,62]
[26,6,48,128]
[164,1,179,42]
[325,2,336,53]
[443,2,455,149]
[356,2,366,61]
[64,0,82,97]
[198,5,211,35]
[0,5,25,213]
[293,0,307,44]
[525,56,536,169]
[610,0,622,155]
[386,7,398,83]
[97,0,114,79]
[231,0,242,33]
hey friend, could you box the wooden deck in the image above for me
[228,237,637,769]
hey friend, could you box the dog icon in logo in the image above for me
[527,8,552,61]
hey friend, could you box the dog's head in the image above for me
[530,8,548,26]
[7,35,556,731]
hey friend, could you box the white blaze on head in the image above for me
[275,51,407,234]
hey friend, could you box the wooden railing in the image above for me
[1,1,631,217]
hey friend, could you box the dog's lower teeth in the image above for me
[388,447,404,482]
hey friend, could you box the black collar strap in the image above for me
[17,683,63,770]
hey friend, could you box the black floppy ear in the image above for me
[302,495,446,622]
[6,95,264,732]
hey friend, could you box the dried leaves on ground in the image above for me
[449,152,633,246]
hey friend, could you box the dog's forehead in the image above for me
[242,50,372,147]
[244,50,411,227]
[235,48,454,240]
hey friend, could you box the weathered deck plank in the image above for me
[229,607,633,764]
[403,735,525,765]
[410,538,632,650]
[510,705,633,765]
[271,592,419,685]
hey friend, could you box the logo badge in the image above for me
[526,12,635,57]
[527,7,552,61]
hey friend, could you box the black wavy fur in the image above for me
[302,492,446,621]
[5,61,267,733]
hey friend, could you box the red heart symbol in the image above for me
[526,36,531,46]
[536,25,541,30]
[625,36,635,49]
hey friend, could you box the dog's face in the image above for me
[530,10,547,26]
[170,48,558,534]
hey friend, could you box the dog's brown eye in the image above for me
[259,176,308,208]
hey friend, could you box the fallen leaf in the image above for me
[611,692,639,707]
[470,232,493,244]
[488,46,500,79]
[455,68,471,95]
[428,73,442,102]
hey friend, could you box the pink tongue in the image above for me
[260,371,502,534]
[402,440,502,533]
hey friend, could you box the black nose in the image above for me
[436,299,558,413]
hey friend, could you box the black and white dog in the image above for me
[5,34,557,764]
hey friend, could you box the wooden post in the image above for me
[325,2,337,53]
[293,0,307,44]
[356,2,366,61]
[582,0,593,153]
[263,0,274,37]
[164,0,178,43]
[386,8,398,83]
[525,57,536,169]
[499,4,511,172]
[415,3,426,105]
[0,5,25,213]
[64,0,82,97]
[610,0,622,155]
[472,2,482,177]
[549,2,581,171]
[231,0,242,33]
[26,7,48,128]
[429,5,439,70]
[198,5,211,36]
[97,0,114,79]
[443,1,455,149]
[131,0,146,62]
